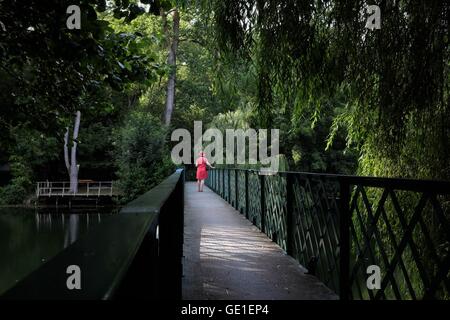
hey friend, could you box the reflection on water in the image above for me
[0,207,117,295]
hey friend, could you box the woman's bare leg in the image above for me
[197,179,201,192]
[200,180,204,192]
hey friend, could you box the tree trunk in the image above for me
[64,111,81,193]
[164,8,180,126]
[64,128,70,174]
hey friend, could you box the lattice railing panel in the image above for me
[264,174,288,251]
[248,171,262,228]
[230,170,236,208]
[210,169,215,192]
[291,175,341,293]
[349,187,450,300]
[237,170,246,214]
[205,169,450,300]
[206,169,214,191]
[218,169,223,196]
[224,170,230,202]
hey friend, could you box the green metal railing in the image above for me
[1,169,185,300]
[206,168,450,300]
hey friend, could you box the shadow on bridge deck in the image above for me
[182,182,338,300]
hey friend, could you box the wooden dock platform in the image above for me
[36,181,119,198]
[36,181,120,207]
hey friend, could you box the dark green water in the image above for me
[0,208,116,295]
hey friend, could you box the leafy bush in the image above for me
[0,156,33,205]
[115,112,174,203]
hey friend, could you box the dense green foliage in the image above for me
[0,0,156,132]
[0,1,165,203]
[210,0,449,180]
[115,112,173,203]
[0,1,448,201]
[0,1,222,204]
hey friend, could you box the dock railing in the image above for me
[36,181,116,197]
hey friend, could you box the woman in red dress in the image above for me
[195,151,214,192]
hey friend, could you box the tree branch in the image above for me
[163,8,177,16]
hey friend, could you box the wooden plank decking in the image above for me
[182,182,338,300]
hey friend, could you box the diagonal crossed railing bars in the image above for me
[206,168,450,300]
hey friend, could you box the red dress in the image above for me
[196,157,208,180]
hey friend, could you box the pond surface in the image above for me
[0,207,117,295]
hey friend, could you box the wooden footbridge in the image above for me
[3,169,450,300]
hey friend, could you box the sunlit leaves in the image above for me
[211,0,450,180]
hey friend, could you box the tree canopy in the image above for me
[210,0,449,179]
[0,0,448,205]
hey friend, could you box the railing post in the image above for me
[245,170,249,218]
[210,169,213,190]
[339,178,351,301]
[235,169,239,210]
[260,173,266,233]
[228,169,231,203]
[286,173,294,256]
[222,169,225,198]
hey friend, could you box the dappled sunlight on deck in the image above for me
[182,182,338,300]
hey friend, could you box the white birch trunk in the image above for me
[64,128,70,174]
[64,111,81,193]
[70,111,81,193]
